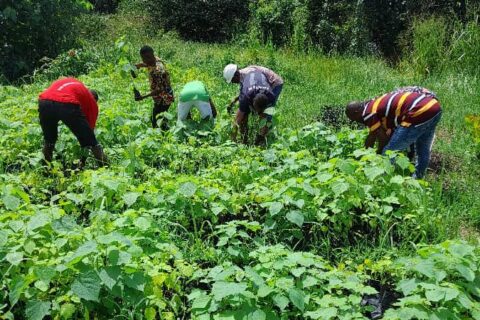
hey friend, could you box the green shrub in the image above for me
[146,0,249,42]
[405,17,448,76]
[0,0,88,82]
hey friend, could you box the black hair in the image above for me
[90,89,99,101]
[253,93,269,111]
[140,45,154,56]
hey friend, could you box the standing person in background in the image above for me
[223,64,283,113]
[134,45,174,130]
[177,80,217,124]
[345,86,441,178]
[38,77,108,167]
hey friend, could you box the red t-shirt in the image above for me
[39,78,99,129]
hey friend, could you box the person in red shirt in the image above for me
[38,78,108,166]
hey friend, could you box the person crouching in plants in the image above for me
[345,86,442,179]
[223,63,283,113]
[38,77,108,167]
[134,45,174,130]
[229,71,276,146]
[177,80,217,125]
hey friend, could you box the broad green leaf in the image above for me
[273,294,289,311]
[286,210,304,227]
[331,181,349,196]
[456,265,475,282]
[290,267,306,278]
[68,241,97,264]
[398,278,418,295]
[263,107,276,116]
[390,175,405,184]
[123,192,140,207]
[25,301,51,320]
[317,173,333,183]
[288,288,305,312]
[212,282,247,301]
[425,288,444,302]
[109,249,132,265]
[60,303,76,319]
[305,307,337,319]
[192,294,211,310]
[124,272,146,291]
[443,287,459,302]
[34,281,49,292]
[364,167,385,180]
[27,213,50,232]
[9,276,27,305]
[257,286,274,298]
[0,229,8,246]
[268,202,283,216]
[3,194,20,210]
[145,307,157,320]
[179,182,197,197]
[71,270,101,302]
[98,266,121,290]
[448,243,474,258]
[6,252,23,265]
[34,267,56,282]
[248,309,266,320]
[135,217,151,231]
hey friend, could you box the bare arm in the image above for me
[232,110,248,143]
[227,96,239,113]
[365,131,378,149]
[376,128,390,154]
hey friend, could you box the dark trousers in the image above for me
[38,100,98,147]
[152,101,171,130]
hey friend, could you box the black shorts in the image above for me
[38,100,98,148]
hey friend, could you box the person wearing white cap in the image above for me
[223,64,283,112]
[228,70,277,146]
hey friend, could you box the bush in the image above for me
[146,0,249,42]
[401,16,480,76]
[90,0,119,13]
[408,17,448,76]
[0,0,87,83]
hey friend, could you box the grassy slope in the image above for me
[2,13,479,248]
[101,22,480,242]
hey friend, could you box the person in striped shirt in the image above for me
[345,86,442,178]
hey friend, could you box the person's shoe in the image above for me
[42,143,55,163]
[90,145,109,167]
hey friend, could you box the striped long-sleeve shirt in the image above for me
[362,87,441,133]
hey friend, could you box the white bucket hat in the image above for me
[223,64,238,83]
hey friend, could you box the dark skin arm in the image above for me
[255,113,270,146]
[365,127,390,154]
[232,110,249,144]
[210,98,218,118]
[227,96,239,113]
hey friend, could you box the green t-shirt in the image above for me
[179,81,210,102]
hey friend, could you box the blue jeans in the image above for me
[272,84,283,105]
[383,112,442,178]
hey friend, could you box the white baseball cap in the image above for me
[223,64,238,83]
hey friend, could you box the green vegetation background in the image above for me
[0,1,480,319]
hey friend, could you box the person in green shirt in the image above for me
[178,81,217,123]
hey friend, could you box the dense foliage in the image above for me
[1,46,479,317]
[0,0,90,82]
[146,0,249,42]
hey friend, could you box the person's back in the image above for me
[39,78,98,129]
[38,78,107,166]
[177,81,217,123]
[239,71,275,112]
[179,81,210,103]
